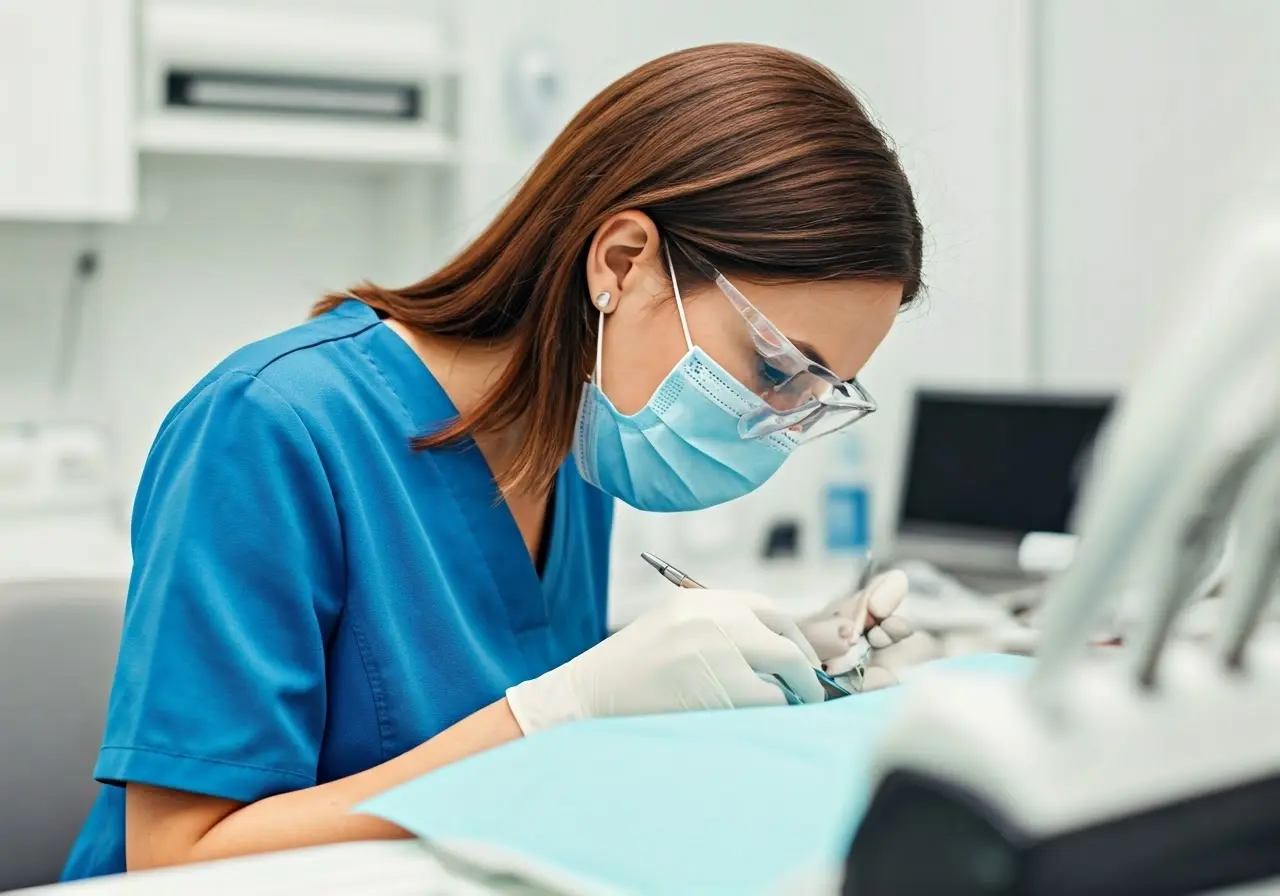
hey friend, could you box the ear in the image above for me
[584,211,662,314]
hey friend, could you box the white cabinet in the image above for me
[0,0,135,221]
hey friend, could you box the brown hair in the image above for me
[315,43,923,495]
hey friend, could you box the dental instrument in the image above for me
[639,551,705,589]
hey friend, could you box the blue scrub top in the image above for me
[62,301,614,880]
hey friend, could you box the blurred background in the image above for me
[1,0,1276,612]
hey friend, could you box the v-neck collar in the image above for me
[348,300,565,632]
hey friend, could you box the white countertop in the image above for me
[20,839,839,895]
[15,840,586,896]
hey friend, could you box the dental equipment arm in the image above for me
[1029,214,1280,709]
[1128,446,1246,687]
[844,207,1280,896]
[1030,223,1280,709]
[1217,436,1280,669]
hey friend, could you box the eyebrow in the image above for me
[791,338,833,373]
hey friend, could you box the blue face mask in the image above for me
[572,253,797,512]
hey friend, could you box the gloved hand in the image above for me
[506,589,826,736]
[798,570,916,690]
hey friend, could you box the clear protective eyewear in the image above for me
[680,249,878,443]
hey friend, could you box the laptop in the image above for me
[892,390,1115,588]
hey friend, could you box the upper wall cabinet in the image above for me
[0,0,136,221]
[136,2,458,165]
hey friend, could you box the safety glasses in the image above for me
[706,267,878,443]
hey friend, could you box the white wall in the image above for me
[1039,0,1280,389]
[0,156,445,496]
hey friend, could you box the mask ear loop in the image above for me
[663,244,695,350]
[593,308,605,389]
[596,246,693,389]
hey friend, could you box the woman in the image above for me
[63,43,921,878]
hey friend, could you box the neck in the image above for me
[384,320,513,415]
[383,319,528,478]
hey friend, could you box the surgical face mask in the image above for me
[572,249,798,512]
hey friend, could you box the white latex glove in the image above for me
[798,570,916,687]
[506,589,826,735]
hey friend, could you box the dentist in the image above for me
[64,42,922,878]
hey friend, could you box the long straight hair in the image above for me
[314,43,923,495]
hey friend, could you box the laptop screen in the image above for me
[897,391,1114,538]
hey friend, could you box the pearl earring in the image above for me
[593,291,612,309]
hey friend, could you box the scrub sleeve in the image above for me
[96,371,344,802]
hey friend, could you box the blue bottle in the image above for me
[823,434,871,555]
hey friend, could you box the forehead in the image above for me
[730,278,904,378]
